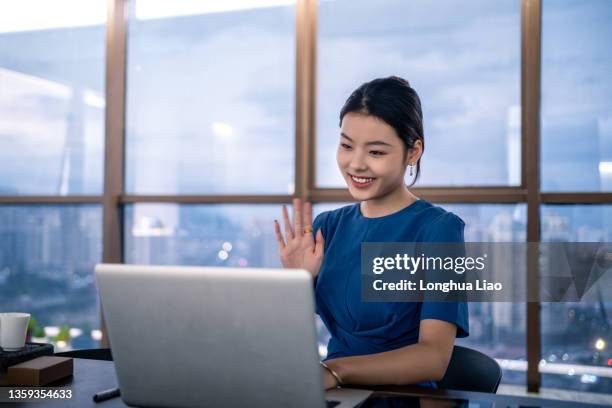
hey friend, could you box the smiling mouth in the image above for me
[348,173,376,186]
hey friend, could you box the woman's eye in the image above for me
[340,143,352,149]
[370,151,386,156]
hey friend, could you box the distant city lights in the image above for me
[222,242,233,252]
[69,328,83,338]
[44,326,60,337]
[580,374,598,384]
[218,249,229,260]
[499,358,612,380]
[91,330,103,341]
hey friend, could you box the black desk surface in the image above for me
[0,359,608,407]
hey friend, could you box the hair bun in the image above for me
[390,75,410,87]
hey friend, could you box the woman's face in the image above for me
[337,112,412,202]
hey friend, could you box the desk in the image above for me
[0,359,607,407]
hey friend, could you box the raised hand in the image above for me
[274,198,325,278]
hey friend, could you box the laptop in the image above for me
[95,264,371,408]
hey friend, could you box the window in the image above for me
[541,0,612,192]
[125,204,282,267]
[316,0,521,187]
[125,1,296,194]
[0,205,103,349]
[0,1,106,195]
[541,205,612,393]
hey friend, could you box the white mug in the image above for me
[0,312,31,352]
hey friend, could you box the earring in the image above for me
[409,164,414,177]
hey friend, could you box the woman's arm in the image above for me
[323,319,456,387]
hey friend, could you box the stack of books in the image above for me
[0,343,73,386]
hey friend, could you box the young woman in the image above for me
[274,76,468,390]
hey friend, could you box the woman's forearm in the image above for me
[325,341,449,386]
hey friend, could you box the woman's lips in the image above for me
[348,173,376,188]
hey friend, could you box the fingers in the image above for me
[293,198,303,236]
[304,201,313,231]
[282,205,294,239]
[273,220,286,250]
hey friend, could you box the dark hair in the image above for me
[339,76,424,186]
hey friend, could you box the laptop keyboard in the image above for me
[326,400,341,408]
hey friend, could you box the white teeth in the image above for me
[351,175,374,183]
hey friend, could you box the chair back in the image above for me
[436,345,502,393]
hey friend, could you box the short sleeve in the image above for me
[420,211,469,338]
[420,302,469,338]
[312,211,327,240]
[424,212,465,243]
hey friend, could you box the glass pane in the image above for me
[125,204,283,267]
[541,0,612,192]
[444,204,527,387]
[0,1,106,195]
[316,0,520,187]
[541,205,612,394]
[126,1,295,194]
[0,205,103,349]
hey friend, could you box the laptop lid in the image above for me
[95,264,327,408]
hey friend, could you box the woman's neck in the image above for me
[360,185,418,218]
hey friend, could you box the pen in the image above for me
[93,387,121,403]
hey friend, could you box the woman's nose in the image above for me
[349,152,368,171]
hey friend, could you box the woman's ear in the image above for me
[405,140,423,166]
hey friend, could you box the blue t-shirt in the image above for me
[312,199,469,386]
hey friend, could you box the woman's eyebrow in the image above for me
[341,132,392,147]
